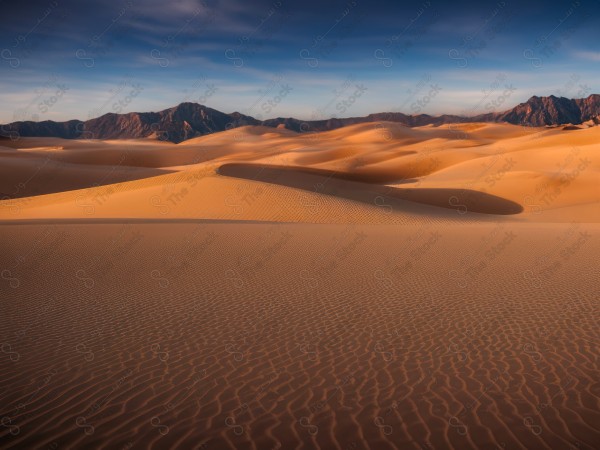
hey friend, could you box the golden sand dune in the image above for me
[0,122,597,222]
[218,163,523,215]
[0,155,172,199]
[0,222,598,449]
[0,123,599,449]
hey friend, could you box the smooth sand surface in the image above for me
[0,123,598,449]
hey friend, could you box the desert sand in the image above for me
[0,122,598,449]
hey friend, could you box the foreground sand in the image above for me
[1,222,598,449]
[0,123,599,449]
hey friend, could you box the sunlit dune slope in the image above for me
[0,122,598,222]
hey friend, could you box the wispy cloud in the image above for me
[1,0,599,122]
[573,51,600,62]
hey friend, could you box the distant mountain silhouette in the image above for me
[472,94,600,127]
[2,95,599,143]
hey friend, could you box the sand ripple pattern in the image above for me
[0,222,598,449]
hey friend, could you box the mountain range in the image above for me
[2,94,599,143]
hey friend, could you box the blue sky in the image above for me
[1,0,599,123]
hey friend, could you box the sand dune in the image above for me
[0,156,171,199]
[0,122,598,222]
[0,123,599,449]
[218,163,523,215]
[1,222,598,449]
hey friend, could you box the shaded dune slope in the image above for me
[218,163,524,215]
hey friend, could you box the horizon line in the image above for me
[3,93,599,125]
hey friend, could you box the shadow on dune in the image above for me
[0,160,174,200]
[218,163,524,216]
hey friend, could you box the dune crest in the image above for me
[0,123,597,222]
[1,122,599,449]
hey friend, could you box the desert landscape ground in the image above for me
[0,122,599,449]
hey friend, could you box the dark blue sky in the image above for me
[1,0,599,122]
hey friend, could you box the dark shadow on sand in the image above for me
[218,163,524,216]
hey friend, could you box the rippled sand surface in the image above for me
[1,123,599,449]
[1,222,598,449]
